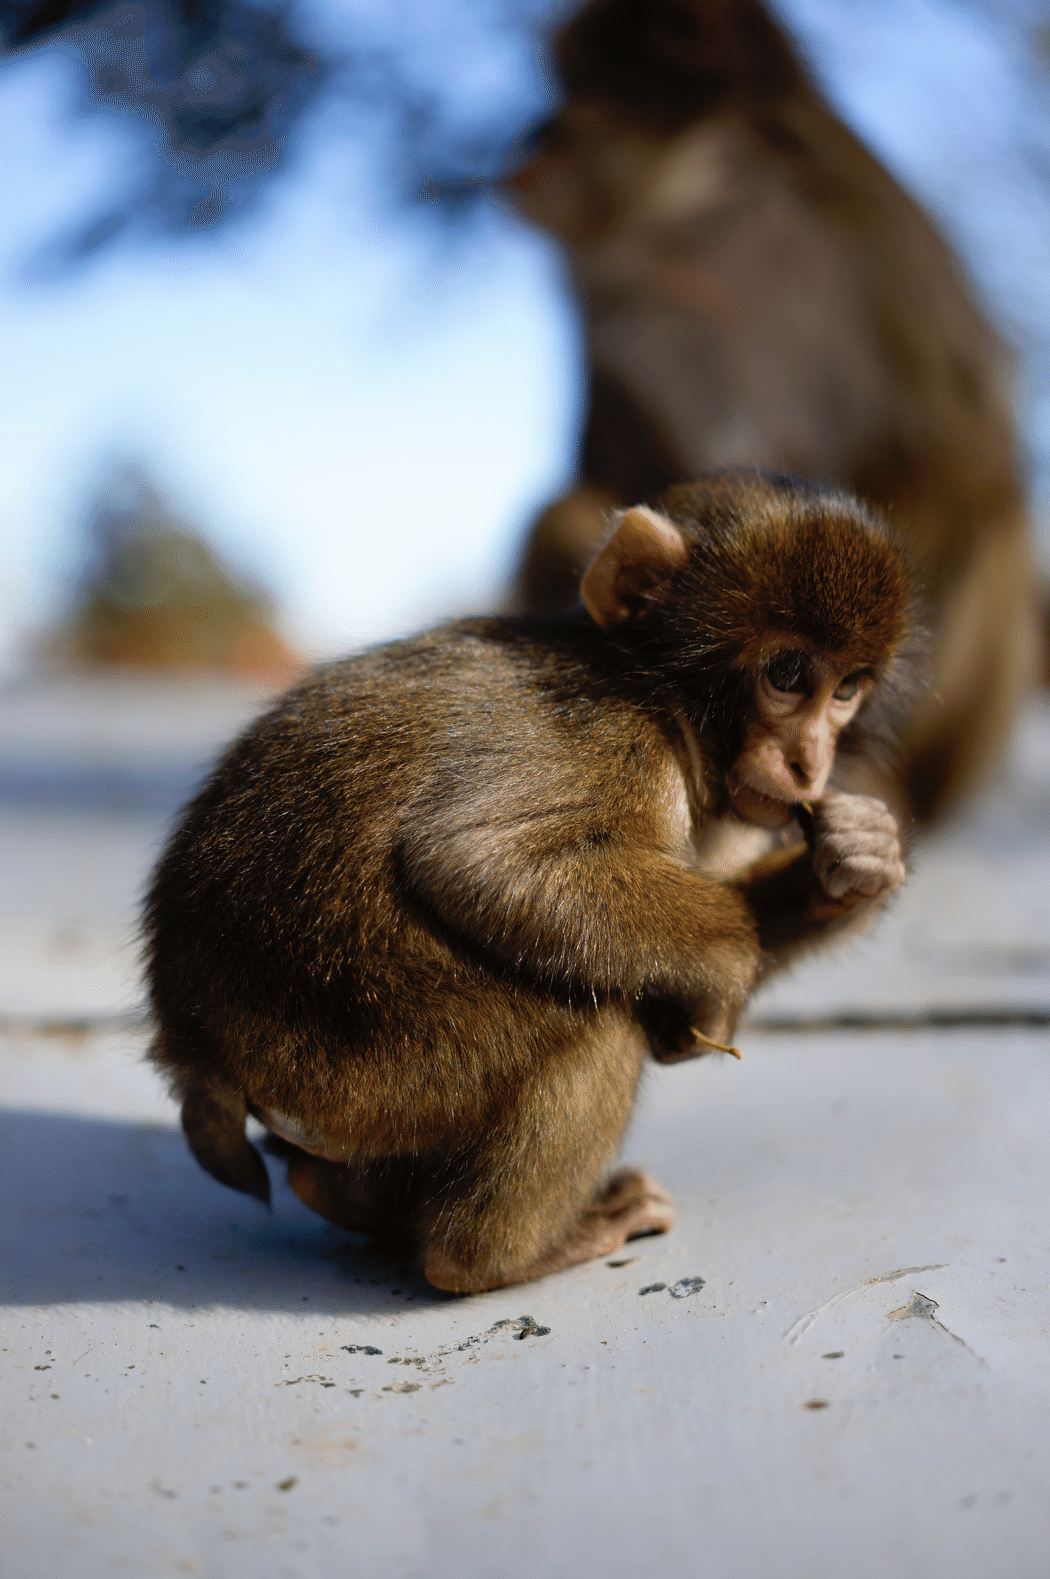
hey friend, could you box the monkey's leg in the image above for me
[279,1150,421,1244]
[513,486,614,613]
[421,1010,671,1294]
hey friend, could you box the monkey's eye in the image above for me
[833,671,869,702]
[764,652,808,694]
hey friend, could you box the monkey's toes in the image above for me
[587,1167,676,1240]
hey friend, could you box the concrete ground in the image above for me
[2,673,1048,1579]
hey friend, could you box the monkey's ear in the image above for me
[580,507,690,626]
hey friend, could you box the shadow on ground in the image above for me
[0,1108,445,1313]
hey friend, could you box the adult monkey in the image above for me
[509,0,1039,822]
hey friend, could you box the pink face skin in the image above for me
[728,650,875,829]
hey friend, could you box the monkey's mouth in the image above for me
[729,779,796,829]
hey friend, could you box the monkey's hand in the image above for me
[808,790,906,901]
[740,792,906,967]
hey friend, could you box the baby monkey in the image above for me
[146,472,915,1293]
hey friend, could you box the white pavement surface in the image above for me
[2,675,1048,1579]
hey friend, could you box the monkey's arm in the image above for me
[399,799,762,1018]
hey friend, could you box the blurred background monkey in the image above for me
[147,473,916,1292]
[509,0,1041,823]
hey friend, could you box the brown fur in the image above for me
[146,472,915,1292]
[509,0,1040,821]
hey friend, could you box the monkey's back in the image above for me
[145,619,680,1154]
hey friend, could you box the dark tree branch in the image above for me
[0,0,560,268]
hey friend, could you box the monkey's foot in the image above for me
[424,1168,675,1294]
[578,1167,676,1249]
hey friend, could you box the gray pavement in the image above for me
[2,675,1048,1579]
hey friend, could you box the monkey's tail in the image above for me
[179,1078,271,1206]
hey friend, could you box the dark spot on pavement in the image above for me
[490,1315,550,1339]
[669,1277,705,1298]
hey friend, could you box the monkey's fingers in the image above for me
[821,852,907,899]
[822,819,902,855]
[818,839,897,878]
[822,827,902,851]
[813,792,900,837]
[814,818,904,895]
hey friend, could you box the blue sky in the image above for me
[2,0,1049,671]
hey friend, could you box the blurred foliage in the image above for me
[2,0,330,255]
[53,462,296,670]
[5,0,1050,272]
[0,0,559,267]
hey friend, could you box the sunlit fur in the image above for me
[147,472,916,1293]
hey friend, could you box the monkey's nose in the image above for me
[785,714,832,794]
[788,745,830,796]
